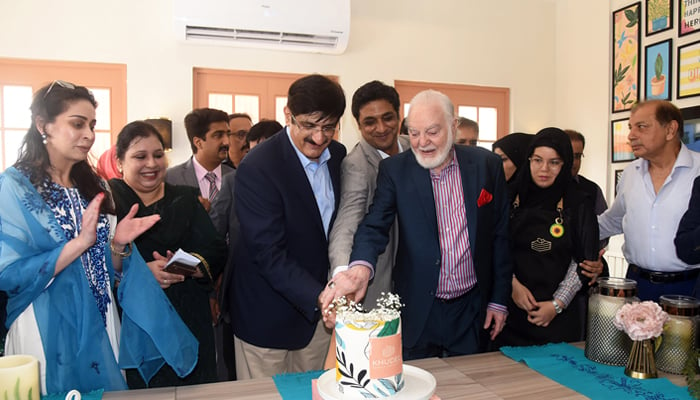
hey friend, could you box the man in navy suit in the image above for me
[321,89,512,359]
[230,74,346,378]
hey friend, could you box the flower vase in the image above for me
[625,339,658,379]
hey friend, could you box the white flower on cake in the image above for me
[333,292,405,398]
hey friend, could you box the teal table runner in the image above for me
[273,369,325,400]
[42,389,103,400]
[501,343,692,400]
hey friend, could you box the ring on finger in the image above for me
[327,281,335,289]
[163,279,168,284]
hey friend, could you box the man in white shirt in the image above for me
[598,100,700,301]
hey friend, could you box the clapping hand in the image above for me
[113,203,161,247]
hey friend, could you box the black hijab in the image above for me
[515,127,574,210]
[492,132,534,182]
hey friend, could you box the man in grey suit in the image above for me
[165,107,235,381]
[165,108,234,212]
[328,80,408,308]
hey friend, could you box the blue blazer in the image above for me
[230,130,346,349]
[350,145,513,348]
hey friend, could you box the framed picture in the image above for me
[646,0,673,36]
[677,40,700,99]
[681,105,700,151]
[614,169,624,198]
[679,0,700,36]
[644,39,672,100]
[612,2,641,113]
[611,118,635,163]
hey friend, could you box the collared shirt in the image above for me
[350,150,507,314]
[599,145,700,272]
[192,156,222,199]
[376,139,404,160]
[430,154,476,299]
[286,128,335,237]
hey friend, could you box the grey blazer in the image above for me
[327,135,409,307]
[165,156,234,194]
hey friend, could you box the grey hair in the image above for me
[407,89,455,129]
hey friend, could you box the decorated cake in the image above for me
[332,293,404,398]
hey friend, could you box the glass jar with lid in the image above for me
[656,295,699,374]
[585,277,639,365]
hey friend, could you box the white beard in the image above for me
[412,142,452,170]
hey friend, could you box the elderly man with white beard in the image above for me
[319,89,513,358]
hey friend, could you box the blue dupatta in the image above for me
[0,167,197,393]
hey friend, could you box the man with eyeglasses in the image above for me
[223,113,253,169]
[455,117,479,146]
[321,89,512,358]
[328,80,409,309]
[599,100,700,302]
[565,129,607,216]
[229,74,346,379]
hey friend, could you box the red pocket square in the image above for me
[477,188,493,207]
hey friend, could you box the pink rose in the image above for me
[613,301,669,341]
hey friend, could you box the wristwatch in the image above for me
[552,300,563,314]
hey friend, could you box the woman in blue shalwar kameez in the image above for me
[0,81,198,395]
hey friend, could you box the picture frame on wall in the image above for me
[681,105,700,151]
[677,40,700,99]
[614,169,624,198]
[646,0,673,36]
[679,0,700,36]
[644,39,672,100]
[612,2,641,113]
[611,118,635,163]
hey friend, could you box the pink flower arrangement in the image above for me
[613,301,669,341]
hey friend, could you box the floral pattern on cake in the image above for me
[335,292,404,399]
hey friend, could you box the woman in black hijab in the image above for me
[496,127,600,346]
[492,133,533,198]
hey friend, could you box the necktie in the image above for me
[205,172,218,199]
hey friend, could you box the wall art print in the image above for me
[611,118,635,163]
[677,39,700,98]
[644,39,672,100]
[646,0,673,36]
[680,0,700,36]
[615,169,624,198]
[613,2,641,113]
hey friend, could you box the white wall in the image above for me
[0,0,562,165]
[554,1,611,201]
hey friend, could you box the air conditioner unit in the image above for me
[173,0,350,55]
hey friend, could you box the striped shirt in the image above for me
[431,153,507,314]
[431,155,475,299]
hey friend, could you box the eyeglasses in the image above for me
[573,153,584,160]
[291,115,338,136]
[43,80,76,99]
[228,130,248,140]
[529,156,564,170]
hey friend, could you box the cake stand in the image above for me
[317,364,436,400]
